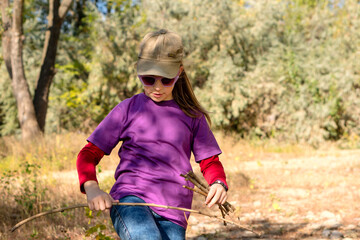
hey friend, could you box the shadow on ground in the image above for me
[188,218,360,239]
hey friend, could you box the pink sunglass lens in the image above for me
[142,77,155,85]
[139,75,178,87]
[161,78,174,86]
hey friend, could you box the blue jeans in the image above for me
[110,195,186,240]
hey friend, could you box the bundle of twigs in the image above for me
[180,171,235,225]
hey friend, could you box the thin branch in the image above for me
[11,204,88,232]
[181,173,209,194]
[219,204,227,226]
[188,171,209,192]
[11,202,261,236]
[183,185,207,197]
[185,183,229,227]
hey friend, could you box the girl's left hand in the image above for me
[205,183,228,208]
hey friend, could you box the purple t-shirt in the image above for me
[87,93,221,228]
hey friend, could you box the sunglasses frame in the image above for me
[138,71,181,87]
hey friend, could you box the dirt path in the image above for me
[186,149,360,239]
[23,149,360,239]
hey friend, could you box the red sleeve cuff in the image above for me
[199,155,228,190]
[76,142,105,193]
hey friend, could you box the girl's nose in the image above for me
[153,79,162,89]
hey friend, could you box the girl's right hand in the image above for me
[84,180,118,211]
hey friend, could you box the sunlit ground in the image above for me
[1,132,360,239]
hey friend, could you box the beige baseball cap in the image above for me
[137,29,183,78]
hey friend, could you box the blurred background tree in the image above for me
[1,0,72,140]
[0,0,359,146]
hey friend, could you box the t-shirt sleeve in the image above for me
[192,115,222,162]
[87,101,128,155]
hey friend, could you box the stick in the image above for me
[10,202,261,236]
[223,202,236,213]
[184,184,229,225]
[219,204,227,226]
[181,173,209,194]
[11,204,88,232]
[188,171,209,192]
[183,185,207,197]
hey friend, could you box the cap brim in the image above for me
[137,59,181,78]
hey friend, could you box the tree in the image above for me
[1,0,12,78]
[33,0,72,132]
[1,0,72,140]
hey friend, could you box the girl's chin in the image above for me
[151,98,162,102]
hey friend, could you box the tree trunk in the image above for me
[1,0,12,78]
[33,0,72,132]
[74,0,86,36]
[11,0,42,140]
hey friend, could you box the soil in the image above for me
[186,148,360,239]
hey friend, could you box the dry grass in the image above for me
[188,133,360,239]
[1,132,360,239]
[0,132,119,240]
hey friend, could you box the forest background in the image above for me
[1,0,360,239]
[0,0,359,146]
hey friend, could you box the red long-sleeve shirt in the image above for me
[77,142,228,193]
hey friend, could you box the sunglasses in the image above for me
[138,73,180,87]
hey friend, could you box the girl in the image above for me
[77,29,229,240]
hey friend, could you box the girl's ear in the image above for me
[179,65,184,74]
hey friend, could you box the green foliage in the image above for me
[144,0,360,145]
[15,162,47,216]
[0,77,19,136]
[85,209,115,240]
[0,161,48,216]
[1,0,359,145]
[47,1,143,132]
[0,1,44,137]
[85,223,115,240]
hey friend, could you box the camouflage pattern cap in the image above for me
[137,29,183,78]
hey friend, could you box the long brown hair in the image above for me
[172,67,211,125]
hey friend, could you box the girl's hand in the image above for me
[84,180,118,211]
[205,183,228,208]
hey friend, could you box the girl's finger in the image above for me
[88,201,94,211]
[105,196,113,209]
[208,190,222,208]
[205,188,216,205]
[220,192,228,205]
[100,199,106,211]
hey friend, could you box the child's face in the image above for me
[143,76,176,102]
[141,66,183,102]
